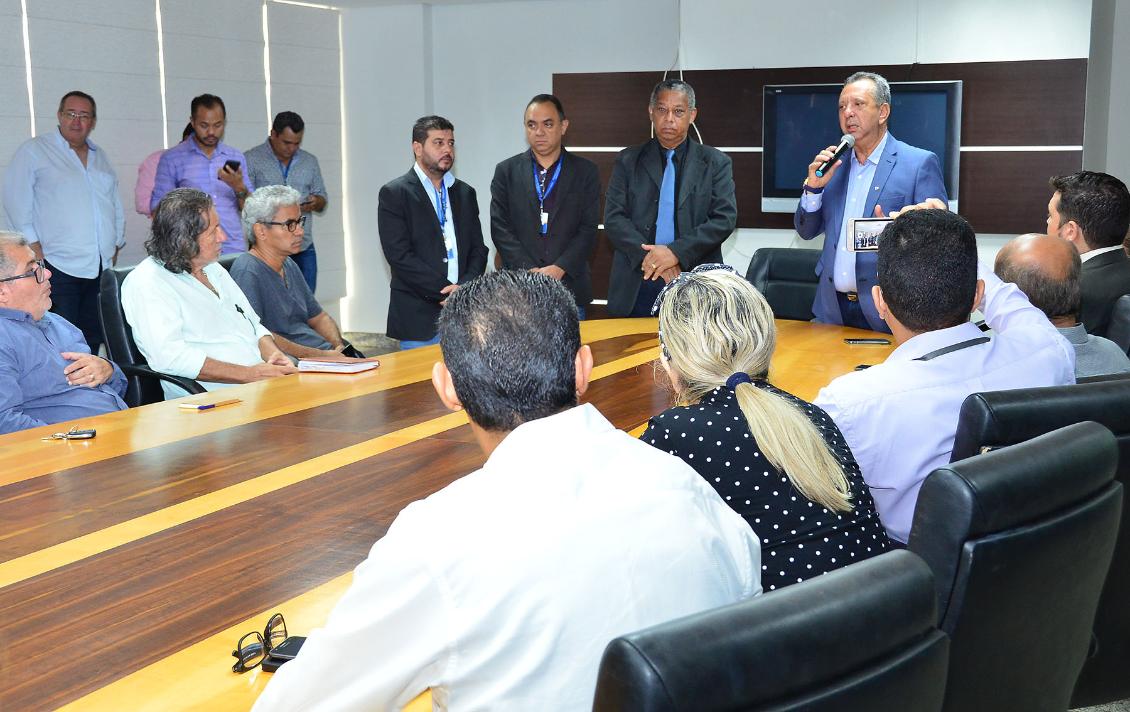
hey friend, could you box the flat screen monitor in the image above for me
[761,80,961,213]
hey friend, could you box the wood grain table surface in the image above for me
[0,318,893,711]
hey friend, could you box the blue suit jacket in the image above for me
[794,134,947,332]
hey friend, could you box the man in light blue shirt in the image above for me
[3,91,126,353]
[0,232,126,435]
[795,72,947,333]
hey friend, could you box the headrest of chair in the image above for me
[926,421,1116,540]
[594,550,939,709]
[952,380,1130,462]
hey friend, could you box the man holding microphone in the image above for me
[795,71,947,332]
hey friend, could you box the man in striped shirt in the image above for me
[151,94,253,254]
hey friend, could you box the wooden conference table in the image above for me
[0,318,893,711]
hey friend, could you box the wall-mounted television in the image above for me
[761,80,962,214]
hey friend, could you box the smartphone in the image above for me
[847,217,893,252]
[223,159,241,173]
[67,429,97,439]
[844,338,891,345]
[267,636,306,661]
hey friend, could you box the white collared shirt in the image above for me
[3,130,126,278]
[253,404,762,712]
[413,163,459,283]
[815,267,1075,543]
[1079,244,1124,263]
[121,257,271,399]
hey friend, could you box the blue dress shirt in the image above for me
[0,308,127,434]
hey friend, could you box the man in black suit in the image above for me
[378,115,488,348]
[490,94,599,317]
[1047,171,1130,337]
[604,79,737,317]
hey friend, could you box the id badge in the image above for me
[540,210,549,235]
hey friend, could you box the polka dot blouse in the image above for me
[642,381,891,591]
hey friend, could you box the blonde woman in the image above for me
[642,265,889,591]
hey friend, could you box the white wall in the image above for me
[341,0,1097,333]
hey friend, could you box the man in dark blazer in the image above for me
[1047,171,1130,337]
[491,94,599,315]
[604,80,737,317]
[795,71,947,333]
[378,115,487,348]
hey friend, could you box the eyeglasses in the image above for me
[0,260,46,284]
[260,216,307,233]
[651,106,690,119]
[61,110,94,122]
[231,612,288,673]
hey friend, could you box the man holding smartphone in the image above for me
[245,112,328,291]
[152,94,253,254]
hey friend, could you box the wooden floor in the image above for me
[0,318,892,711]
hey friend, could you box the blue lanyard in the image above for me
[532,157,562,234]
[278,157,291,182]
[433,181,448,231]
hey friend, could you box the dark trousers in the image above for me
[629,278,665,317]
[291,244,318,294]
[46,261,103,352]
[836,291,873,331]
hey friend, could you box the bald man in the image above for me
[995,233,1130,378]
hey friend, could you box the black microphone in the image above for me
[815,134,855,177]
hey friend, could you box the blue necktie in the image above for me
[655,149,675,245]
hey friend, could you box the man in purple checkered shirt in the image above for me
[151,94,253,254]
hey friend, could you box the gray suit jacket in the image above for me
[603,139,736,316]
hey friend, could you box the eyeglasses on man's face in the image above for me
[60,110,94,122]
[260,215,307,233]
[0,260,46,285]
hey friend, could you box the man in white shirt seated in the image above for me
[122,188,296,399]
[815,209,1075,544]
[252,271,762,712]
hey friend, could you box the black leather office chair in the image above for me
[1106,294,1130,354]
[217,253,238,272]
[909,422,1122,712]
[949,381,1130,707]
[99,266,205,407]
[744,248,820,321]
[591,549,949,712]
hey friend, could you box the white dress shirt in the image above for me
[413,162,459,284]
[252,403,762,712]
[815,267,1075,543]
[1079,244,1125,263]
[121,257,270,399]
[3,130,125,278]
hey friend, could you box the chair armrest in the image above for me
[119,363,206,396]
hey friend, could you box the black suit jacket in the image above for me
[603,139,737,316]
[378,168,488,340]
[1081,248,1130,337]
[490,149,599,306]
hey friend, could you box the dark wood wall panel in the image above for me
[959,151,1084,234]
[556,59,1086,235]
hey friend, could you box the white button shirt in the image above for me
[252,403,762,712]
[3,130,125,278]
[121,257,270,399]
[815,267,1075,543]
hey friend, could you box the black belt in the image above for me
[914,336,990,362]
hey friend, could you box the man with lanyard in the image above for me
[490,94,599,319]
[3,91,126,353]
[815,207,1074,544]
[604,79,737,317]
[151,93,253,255]
[378,115,487,349]
[795,71,947,333]
[244,111,328,292]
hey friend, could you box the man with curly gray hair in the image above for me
[231,185,372,362]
